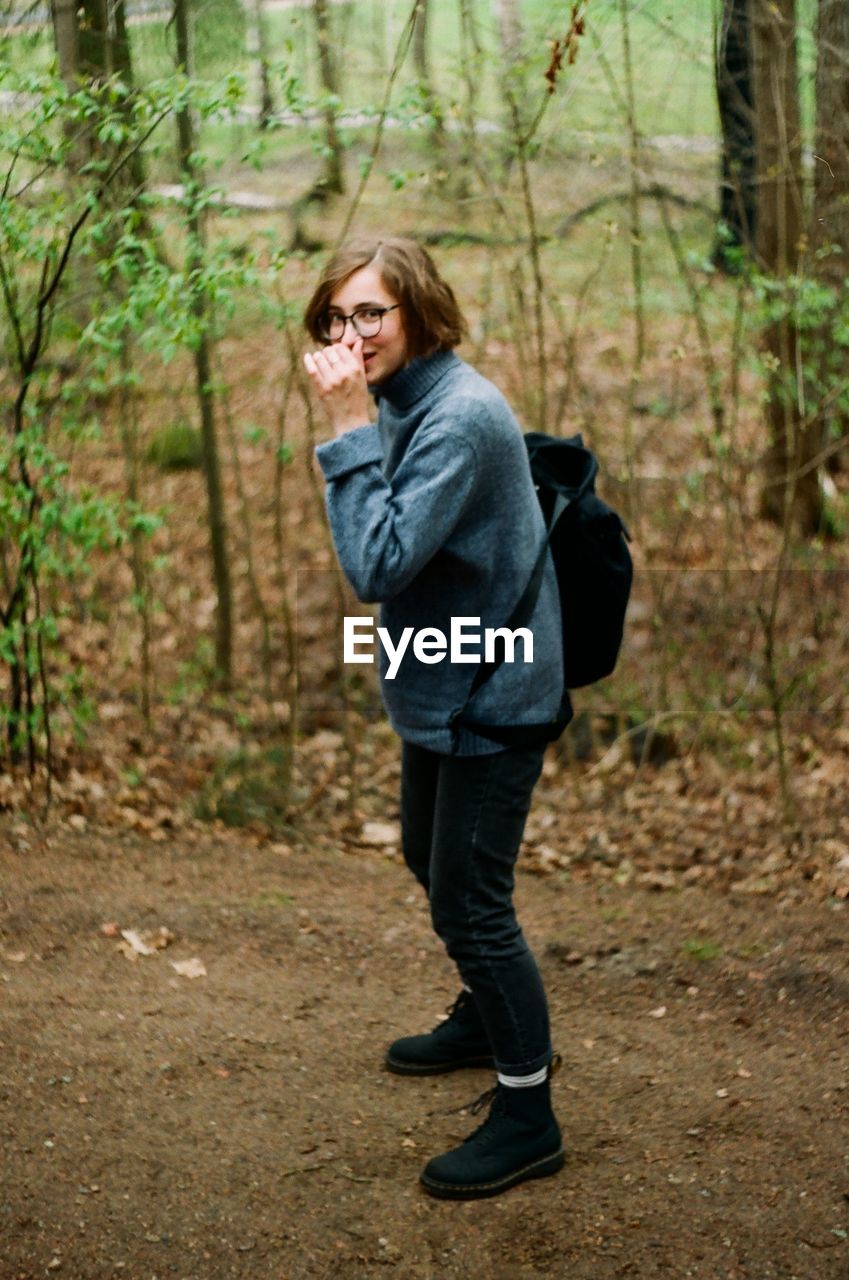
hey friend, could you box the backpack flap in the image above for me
[526,432,632,691]
[549,494,632,690]
[525,431,599,520]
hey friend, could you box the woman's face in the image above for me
[327,264,409,385]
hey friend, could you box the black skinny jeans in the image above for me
[400,740,552,1077]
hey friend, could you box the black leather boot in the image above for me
[419,1060,565,1199]
[385,991,495,1076]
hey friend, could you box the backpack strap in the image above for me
[451,688,572,751]
[449,492,571,751]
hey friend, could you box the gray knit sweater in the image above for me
[314,350,564,755]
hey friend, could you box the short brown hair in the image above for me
[304,236,468,358]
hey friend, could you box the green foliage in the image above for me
[190,0,246,75]
[195,743,293,831]
[243,889,295,909]
[146,423,204,471]
[822,491,849,540]
[0,63,265,773]
[0,411,122,752]
[682,939,722,963]
[167,638,217,704]
[750,263,849,437]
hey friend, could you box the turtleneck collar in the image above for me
[372,349,460,410]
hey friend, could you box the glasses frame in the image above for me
[321,304,400,343]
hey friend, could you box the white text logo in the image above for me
[343,616,534,680]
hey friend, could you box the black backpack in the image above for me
[451,431,633,749]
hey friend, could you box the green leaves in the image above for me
[0,67,186,772]
[0,57,296,775]
[682,939,722,963]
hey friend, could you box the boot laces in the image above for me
[430,990,470,1034]
[462,1085,509,1145]
[447,1053,562,1125]
[445,1082,497,1118]
[441,1082,508,1148]
[446,990,470,1019]
[470,1084,499,1116]
[461,1055,562,1146]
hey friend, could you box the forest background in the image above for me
[1,0,848,891]
[0,0,847,888]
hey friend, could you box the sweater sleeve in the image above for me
[315,421,479,603]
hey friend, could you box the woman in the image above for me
[304,236,568,1201]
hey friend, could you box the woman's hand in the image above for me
[303,337,372,437]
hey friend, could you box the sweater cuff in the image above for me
[315,424,383,481]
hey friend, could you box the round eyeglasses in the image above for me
[321,304,400,343]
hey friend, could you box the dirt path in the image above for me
[1,826,847,1279]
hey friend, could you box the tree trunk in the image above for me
[245,0,275,129]
[78,0,112,81]
[74,0,136,82]
[813,0,849,473]
[50,0,80,91]
[714,0,757,266]
[491,0,527,179]
[312,0,345,197]
[174,0,234,686]
[111,0,137,87]
[50,0,88,174]
[52,0,147,197]
[493,0,522,65]
[752,0,821,534]
[413,0,447,162]
[752,0,802,277]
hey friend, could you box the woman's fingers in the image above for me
[332,337,364,373]
[303,349,336,393]
[317,343,360,377]
[304,343,366,397]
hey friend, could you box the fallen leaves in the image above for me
[116,926,174,961]
[171,957,207,979]
[99,923,205,977]
[519,750,849,906]
[118,929,155,958]
[360,821,400,848]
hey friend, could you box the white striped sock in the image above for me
[497,1065,548,1089]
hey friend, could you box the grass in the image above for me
[243,889,295,909]
[682,938,723,962]
[0,0,754,142]
[2,0,823,199]
[146,422,204,471]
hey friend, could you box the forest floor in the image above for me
[2,808,848,1280]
